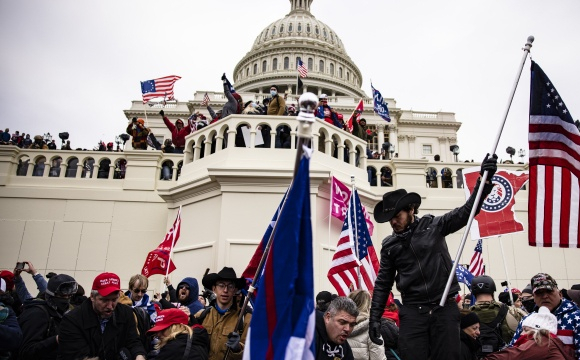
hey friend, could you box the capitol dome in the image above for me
[233,0,366,98]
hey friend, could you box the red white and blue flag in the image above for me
[330,176,374,235]
[243,151,315,360]
[328,189,379,296]
[347,99,364,133]
[468,239,484,277]
[140,75,181,103]
[529,61,580,248]
[462,168,529,239]
[297,59,308,78]
[141,208,181,277]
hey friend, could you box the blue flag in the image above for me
[455,263,474,289]
[371,83,391,122]
[243,151,315,360]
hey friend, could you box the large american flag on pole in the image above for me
[141,75,181,103]
[468,239,484,276]
[297,59,308,78]
[328,189,379,296]
[529,61,580,248]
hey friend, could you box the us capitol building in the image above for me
[1,0,578,295]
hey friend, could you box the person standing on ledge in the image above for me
[368,154,498,360]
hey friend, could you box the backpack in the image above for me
[477,304,508,358]
[132,306,152,352]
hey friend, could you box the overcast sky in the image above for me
[1,0,578,162]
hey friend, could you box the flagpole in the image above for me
[440,35,534,306]
[224,93,317,360]
[328,176,334,274]
[351,176,361,289]
[497,236,513,305]
[162,205,181,293]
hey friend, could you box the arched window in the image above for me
[347,71,350,81]
[315,26,319,35]
[297,23,302,32]
[160,160,174,181]
[307,24,311,33]
[246,67,249,77]
[97,158,111,179]
[319,60,324,73]
[330,32,334,42]
[32,157,46,177]
[264,29,269,38]
[273,58,278,70]
[65,158,78,178]
[280,24,284,33]
[329,63,334,76]
[323,28,327,38]
[262,60,267,72]
[272,26,276,35]
[284,57,289,70]
[339,67,343,78]
[288,23,293,32]
[253,63,258,74]
[81,158,95,178]
[308,58,313,70]
[49,157,62,177]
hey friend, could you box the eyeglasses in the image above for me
[216,283,235,291]
[177,285,190,291]
[132,288,148,294]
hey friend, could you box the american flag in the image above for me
[328,189,379,296]
[140,75,181,103]
[468,239,484,276]
[297,59,308,78]
[200,92,210,106]
[529,61,579,248]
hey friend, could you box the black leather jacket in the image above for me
[370,180,494,320]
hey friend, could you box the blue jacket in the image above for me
[177,278,204,315]
[0,302,22,353]
[124,291,157,323]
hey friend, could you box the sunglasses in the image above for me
[132,288,148,294]
[177,285,190,291]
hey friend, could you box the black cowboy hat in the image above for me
[202,267,246,290]
[373,189,421,223]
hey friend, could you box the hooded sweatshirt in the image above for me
[176,278,204,315]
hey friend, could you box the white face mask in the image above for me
[270,90,277,96]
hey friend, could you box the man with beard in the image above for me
[368,155,497,360]
[57,272,146,360]
[315,296,357,359]
[194,267,251,360]
[174,277,204,317]
[18,274,77,360]
[0,277,22,359]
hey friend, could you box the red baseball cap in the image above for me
[92,272,121,297]
[147,308,189,333]
[0,271,14,292]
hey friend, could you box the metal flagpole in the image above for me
[351,175,361,289]
[498,235,513,305]
[440,36,534,306]
[223,93,317,360]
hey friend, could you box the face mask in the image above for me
[522,299,535,313]
[48,297,71,314]
[270,90,277,97]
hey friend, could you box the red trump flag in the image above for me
[462,168,529,239]
[141,208,181,277]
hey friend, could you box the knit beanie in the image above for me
[461,312,480,329]
[522,283,533,295]
[521,306,558,335]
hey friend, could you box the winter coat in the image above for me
[267,95,286,116]
[347,314,386,360]
[316,105,342,128]
[57,297,146,360]
[371,179,494,310]
[194,303,251,360]
[315,310,355,360]
[124,290,157,323]
[162,116,191,148]
[14,274,47,304]
[352,119,367,141]
[153,328,209,360]
[18,300,63,360]
[471,300,520,345]
[460,330,479,360]
[0,302,22,357]
[177,278,204,315]
[126,123,150,150]
[510,299,580,360]
[485,333,575,360]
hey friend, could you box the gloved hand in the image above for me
[226,331,241,352]
[221,73,227,81]
[480,153,498,180]
[369,320,383,345]
[159,110,164,117]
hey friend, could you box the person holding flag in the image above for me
[368,154,497,360]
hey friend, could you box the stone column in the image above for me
[92,164,99,179]
[377,124,385,158]
[325,139,333,155]
[408,135,416,158]
[76,163,83,178]
[59,162,67,178]
[215,136,224,151]
[397,134,406,159]
[227,129,236,149]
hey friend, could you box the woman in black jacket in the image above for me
[460,311,481,360]
[147,308,209,360]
